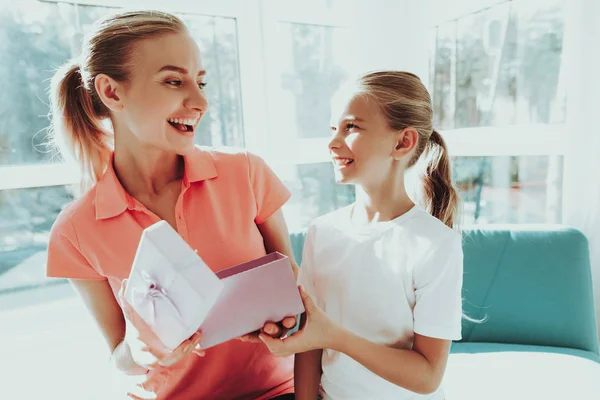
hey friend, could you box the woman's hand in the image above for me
[118,280,205,372]
[259,286,340,357]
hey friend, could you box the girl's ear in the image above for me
[391,127,419,160]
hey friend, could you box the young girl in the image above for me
[259,71,463,400]
[46,10,298,400]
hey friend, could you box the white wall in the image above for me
[348,0,431,83]
[562,0,600,339]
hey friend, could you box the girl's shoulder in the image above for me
[311,204,353,230]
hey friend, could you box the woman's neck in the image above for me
[112,142,184,198]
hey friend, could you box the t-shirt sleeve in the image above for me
[246,151,292,224]
[413,233,463,340]
[46,214,105,280]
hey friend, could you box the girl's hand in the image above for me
[238,316,298,343]
[259,286,339,357]
[118,280,205,371]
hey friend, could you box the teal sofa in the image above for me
[290,225,600,398]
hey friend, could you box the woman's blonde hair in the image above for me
[355,71,460,228]
[49,10,186,190]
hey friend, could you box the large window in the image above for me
[0,0,247,301]
[0,0,577,397]
[0,0,358,316]
[429,0,566,224]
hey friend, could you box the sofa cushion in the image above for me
[460,225,598,355]
[451,342,600,363]
[445,342,600,399]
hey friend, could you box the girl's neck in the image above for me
[353,176,415,224]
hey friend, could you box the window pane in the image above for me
[76,4,117,33]
[269,23,353,140]
[0,185,75,309]
[280,162,355,232]
[0,3,245,167]
[181,14,245,148]
[512,0,566,124]
[453,155,563,224]
[431,0,566,129]
[431,23,456,130]
[0,1,74,166]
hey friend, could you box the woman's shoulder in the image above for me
[197,145,266,173]
[49,186,99,240]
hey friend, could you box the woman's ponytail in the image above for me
[49,61,112,191]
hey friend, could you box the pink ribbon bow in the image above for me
[131,271,183,327]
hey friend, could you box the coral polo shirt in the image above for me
[46,146,294,400]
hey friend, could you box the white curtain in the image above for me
[562,0,600,339]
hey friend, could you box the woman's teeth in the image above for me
[168,117,197,126]
[167,117,198,132]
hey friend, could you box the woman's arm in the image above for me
[69,279,147,375]
[238,209,298,342]
[70,279,204,375]
[257,209,299,278]
[333,331,451,394]
[294,349,323,400]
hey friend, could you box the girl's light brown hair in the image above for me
[356,71,460,228]
[49,10,186,190]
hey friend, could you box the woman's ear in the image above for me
[391,127,419,161]
[94,73,124,112]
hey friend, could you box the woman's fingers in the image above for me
[158,332,204,366]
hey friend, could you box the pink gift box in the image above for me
[124,221,224,351]
[124,221,305,352]
[199,252,305,349]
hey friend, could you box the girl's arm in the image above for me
[333,331,451,395]
[259,288,452,395]
[294,349,323,400]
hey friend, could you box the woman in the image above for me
[47,10,297,400]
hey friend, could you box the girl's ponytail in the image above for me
[421,129,459,228]
[355,72,461,228]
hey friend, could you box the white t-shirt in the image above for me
[298,204,463,400]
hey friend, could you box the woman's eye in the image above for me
[166,80,182,86]
[346,123,357,130]
[198,82,208,89]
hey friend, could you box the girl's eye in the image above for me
[346,123,358,130]
[166,80,182,86]
[198,82,208,89]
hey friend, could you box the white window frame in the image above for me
[426,0,568,226]
[1,0,353,190]
[3,0,269,190]
[426,0,567,157]
[1,0,569,225]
